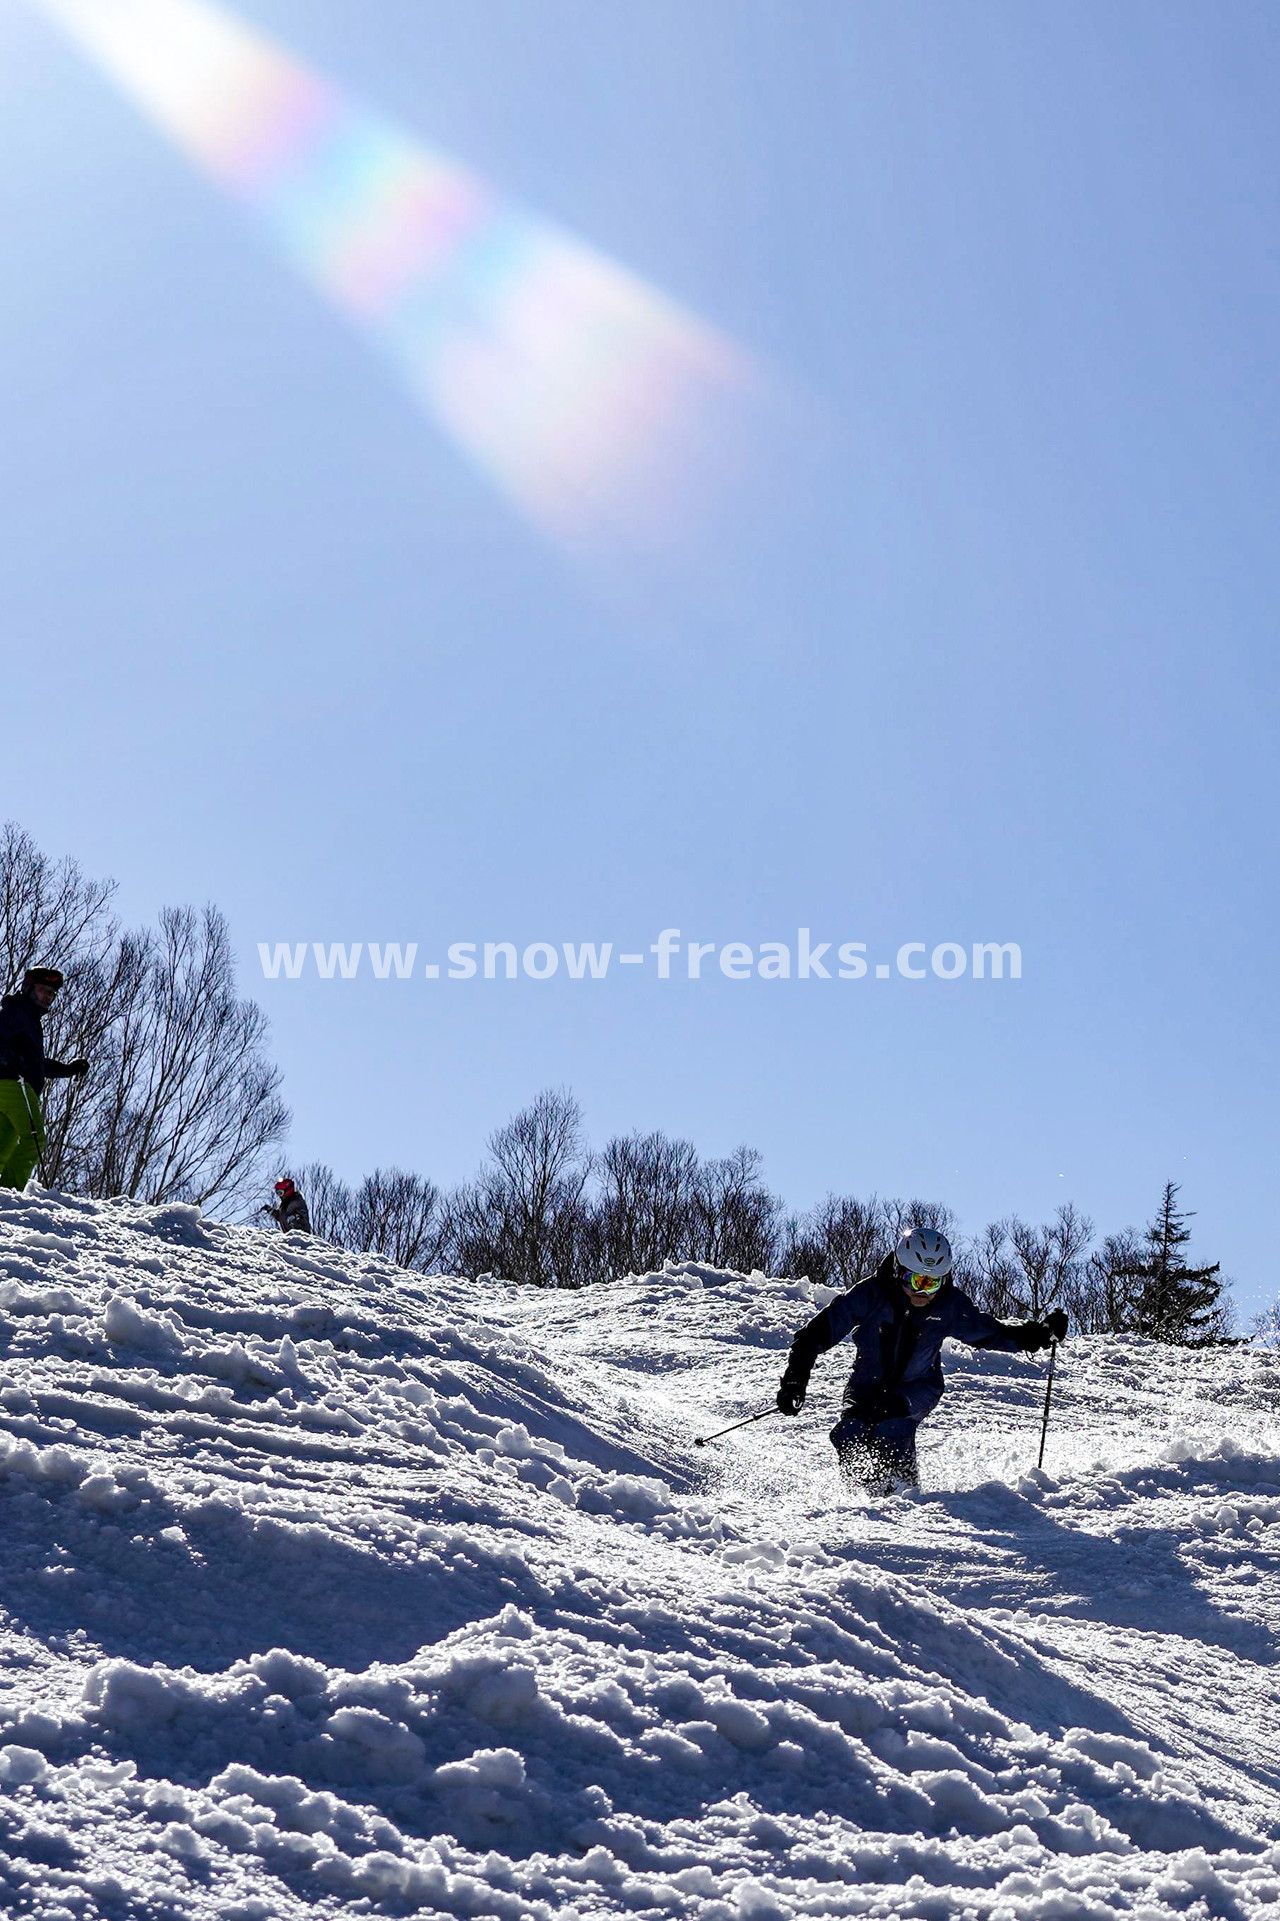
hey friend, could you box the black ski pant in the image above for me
[829,1411,920,1489]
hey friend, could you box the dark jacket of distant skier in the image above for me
[263,1179,311,1234]
[0,968,90,1192]
[777,1230,1065,1488]
[0,990,84,1094]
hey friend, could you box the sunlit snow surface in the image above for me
[2,1189,1280,1917]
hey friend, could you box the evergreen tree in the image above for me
[1123,1181,1228,1345]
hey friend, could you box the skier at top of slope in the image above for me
[0,968,90,1190]
[262,1177,311,1234]
[777,1227,1067,1495]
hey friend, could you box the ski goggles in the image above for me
[903,1270,945,1297]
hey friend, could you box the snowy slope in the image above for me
[1,1193,1280,1918]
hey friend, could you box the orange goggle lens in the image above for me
[906,1270,943,1294]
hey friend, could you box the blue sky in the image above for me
[2,1,1275,1308]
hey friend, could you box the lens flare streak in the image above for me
[36,0,750,548]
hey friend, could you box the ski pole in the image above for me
[1036,1340,1059,1471]
[694,1406,780,1448]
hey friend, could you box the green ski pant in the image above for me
[0,1079,43,1190]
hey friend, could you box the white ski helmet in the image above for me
[894,1227,953,1278]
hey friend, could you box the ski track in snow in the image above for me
[0,1192,1278,1917]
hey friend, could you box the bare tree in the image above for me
[449,1088,591,1287]
[1045,1202,1096,1321]
[1004,1217,1055,1317]
[998,1204,1095,1319]
[1077,1229,1145,1334]
[688,1145,781,1273]
[68,906,287,1209]
[782,1193,890,1289]
[589,1130,699,1279]
[885,1196,957,1241]
[0,822,116,986]
[1251,1299,1280,1348]
[344,1168,444,1269]
[955,1218,1024,1317]
[41,933,151,1189]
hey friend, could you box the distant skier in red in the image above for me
[777,1227,1067,1493]
[262,1177,312,1234]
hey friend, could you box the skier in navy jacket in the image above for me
[777,1227,1067,1492]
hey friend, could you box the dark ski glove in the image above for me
[1044,1308,1068,1343]
[776,1373,808,1416]
[65,1058,90,1077]
[1010,1320,1053,1353]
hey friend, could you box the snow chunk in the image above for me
[197,1340,288,1390]
[323,1706,427,1782]
[0,1435,89,1488]
[83,1659,195,1729]
[581,1472,672,1518]
[156,1820,206,1861]
[133,1203,212,1247]
[433,1746,526,1791]
[0,1744,49,1785]
[102,1294,178,1348]
[245,1648,329,1699]
[0,1277,89,1316]
[1064,1730,1161,1779]
[705,1697,775,1752]
[464,1663,542,1730]
[733,1879,789,1920]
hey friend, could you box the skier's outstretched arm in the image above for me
[776,1284,871,1414]
[947,1291,1068,1354]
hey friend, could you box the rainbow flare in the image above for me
[35,0,751,548]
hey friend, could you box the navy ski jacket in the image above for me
[0,993,79,1094]
[785,1254,1032,1422]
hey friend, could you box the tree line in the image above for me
[1,826,1231,1344]
[296,1087,1232,1345]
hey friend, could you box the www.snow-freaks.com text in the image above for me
[256,930,1022,983]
